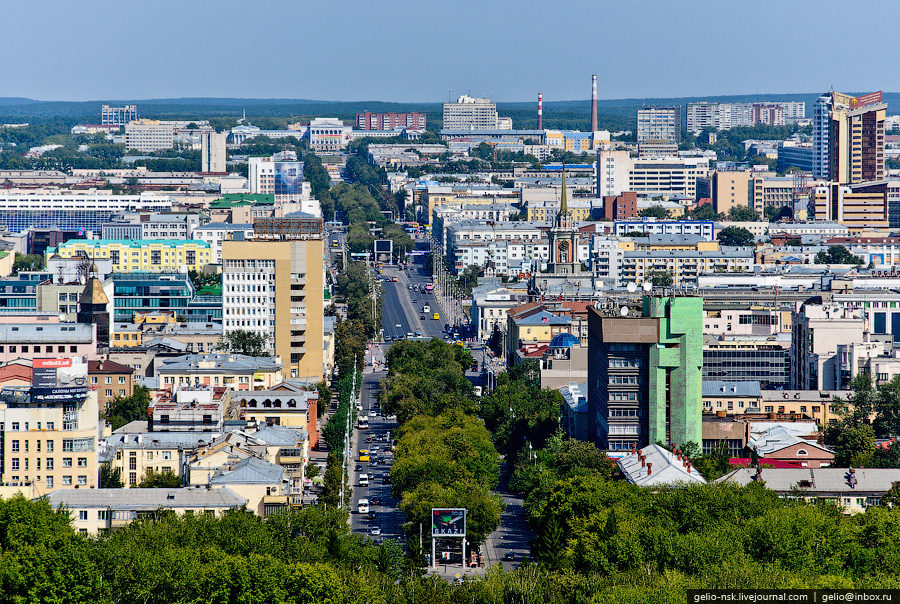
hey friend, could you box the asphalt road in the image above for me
[379,262,446,342]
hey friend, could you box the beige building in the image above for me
[222,221,324,382]
[107,429,212,487]
[42,487,245,535]
[125,119,175,152]
[157,353,283,391]
[827,92,886,184]
[710,169,752,215]
[0,387,101,497]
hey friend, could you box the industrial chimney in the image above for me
[591,74,598,132]
[537,93,543,130]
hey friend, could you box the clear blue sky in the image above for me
[5,0,898,102]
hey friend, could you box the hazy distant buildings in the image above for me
[356,112,425,131]
[443,95,499,130]
[102,104,137,127]
[686,101,806,134]
[637,106,681,143]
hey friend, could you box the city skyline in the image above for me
[4,0,898,103]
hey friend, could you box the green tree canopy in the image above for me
[727,205,760,221]
[103,385,152,431]
[639,205,670,219]
[218,329,269,357]
[717,226,756,247]
[136,469,183,488]
[815,245,863,265]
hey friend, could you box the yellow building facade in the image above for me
[47,239,212,273]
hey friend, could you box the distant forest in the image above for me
[0,92,894,134]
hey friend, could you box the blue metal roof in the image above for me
[549,333,579,348]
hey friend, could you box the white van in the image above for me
[358,499,369,514]
[423,305,431,313]
[359,473,369,487]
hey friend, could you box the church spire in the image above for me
[559,163,568,216]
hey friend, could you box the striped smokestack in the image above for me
[538,93,543,130]
[591,74,598,132]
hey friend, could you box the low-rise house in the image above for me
[208,456,289,516]
[616,444,707,485]
[717,467,900,513]
[42,487,246,535]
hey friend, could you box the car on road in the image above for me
[365,437,373,443]
[382,475,392,484]
[370,496,380,505]
[503,553,516,561]
[370,527,382,536]
[366,512,377,520]
[369,411,376,417]
[406,332,413,338]
[395,324,401,328]
[420,315,425,320]
[407,285,412,290]
[355,465,363,471]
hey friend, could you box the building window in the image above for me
[11,459,19,471]
[98,510,108,520]
[63,458,72,467]
[46,476,53,488]
[63,476,72,485]
[77,458,87,468]
[105,389,113,397]
[162,451,171,460]
[77,476,87,485]
[129,472,137,486]
[46,440,54,451]
[46,458,54,470]
[11,440,18,452]
[79,511,88,521]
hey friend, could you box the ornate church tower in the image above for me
[77,261,110,348]
[547,167,580,275]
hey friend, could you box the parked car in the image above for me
[503,552,516,561]
[370,527,382,536]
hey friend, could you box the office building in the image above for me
[47,239,212,273]
[628,158,710,198]
[637,106,681,143]
[125,119,175,152]
[442,95,499,130]
[813,91,887,183]
[192,223,254,264]
[101,104,137,127]
[776,142,814,173]
[201,131,227,173]
[702,338,791,390]
[356,112,425,131]
[587,296,703,451]
[0,190,172,233]
[88,359,134,410]
[222,216,324,382]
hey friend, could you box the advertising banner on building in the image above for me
[31,358,88,403]
[274,161,303,196]
[851,91,883,109]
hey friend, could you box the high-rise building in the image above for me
[791,303,865,390]
[595,147,631,198]
[101,104,137,126]
[813,91,887,183]
[222,215,324,382]
[637,106,681,143]
[442,95,499,130]
[587,296,703,452]
[751,103,786,127]
[201,131,227,173]
[356,112,426,131]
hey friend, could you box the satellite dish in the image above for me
[642,281,653,292]
[626,282,637,293]
[620,306,629,317]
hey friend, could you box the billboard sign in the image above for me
[31,358,88,403]
[851,91,883,109]
[431,508,466,536]
[374,239,393,255]
[274,161,303,196]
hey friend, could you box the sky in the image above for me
[4,0,899,103]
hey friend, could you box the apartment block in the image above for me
[814,91,886,183]
[710,169,752,215]
[356,112,425,130]
[791,304,866,390]
[637,106,681,143]
[0,375,100,497]
[596,147,631,198]
[809,183,889,229]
